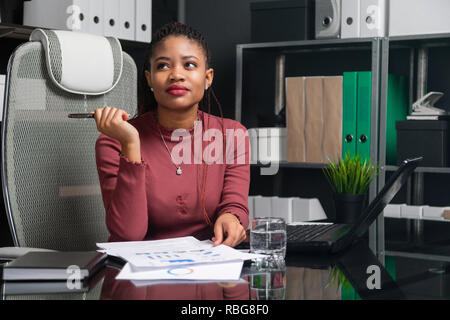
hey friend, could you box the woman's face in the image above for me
[145,35,214,112]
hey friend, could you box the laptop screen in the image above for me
[343,157,422,241]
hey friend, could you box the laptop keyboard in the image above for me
[287,224,340,242]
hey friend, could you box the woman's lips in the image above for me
[166,89,189,96]
[166,85,189,96]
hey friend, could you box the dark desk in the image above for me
[1,240,449,300]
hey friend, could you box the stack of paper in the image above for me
[97,236,263,284]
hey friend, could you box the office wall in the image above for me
[153,0,179,32]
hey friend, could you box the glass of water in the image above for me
[250,217,287,259]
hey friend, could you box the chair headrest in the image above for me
[30,29,123,95]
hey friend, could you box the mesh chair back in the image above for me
[2,39,137,250]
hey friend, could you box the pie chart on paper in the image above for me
[167,267,194,276]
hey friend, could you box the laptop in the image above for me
[285,157,422,254]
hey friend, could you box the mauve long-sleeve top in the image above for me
[95,110,250,242]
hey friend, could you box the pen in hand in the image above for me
[68,113,95,119]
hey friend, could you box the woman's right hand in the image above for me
[94,107,139,146]
[94,107,141,163]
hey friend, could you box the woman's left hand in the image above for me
[212,213,246,247]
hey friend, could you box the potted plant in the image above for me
[323,153,380,224]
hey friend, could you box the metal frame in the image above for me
[235,37,384,259]
[369,39,383,261]
[379,33,450,262]
[1,46,21,247]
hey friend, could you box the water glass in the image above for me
[250,217,287,259]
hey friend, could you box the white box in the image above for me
[360,0,387,37]
[271,197,295,223]
[103,0,120,37]
[248,128,258,164]
[0,74,5,121]
[315,0,341,39]
[89,0,104,36]
[135,0,152,43]
[400,205,424,219]
[389,0,450,37]
[253,196,274,218]
[422,206,450,221]
[119,0,136,41]
[383,204,406,218]
[257,127,287,163]
[23,0,90,33]
[292,198,327,222]
[341,0,360,39]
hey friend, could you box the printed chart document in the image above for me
[130,278,248,288]
[116,260,244,281]
[98,237,260,269]
[97,236,265,281]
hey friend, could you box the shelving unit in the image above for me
[0,24,31,40]
[237,34,450,264]
[235,37,384,257]
[378,34,450,263]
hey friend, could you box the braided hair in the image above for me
[137,22,226,230]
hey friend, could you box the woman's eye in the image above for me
[156,63,168,70]
[186,62,196,68]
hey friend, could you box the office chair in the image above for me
[0,29,137,258]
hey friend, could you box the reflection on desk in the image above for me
[100,268,249,300]
[2,260,338,300]
[3,240,445,300]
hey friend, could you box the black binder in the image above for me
[2,251,107,281]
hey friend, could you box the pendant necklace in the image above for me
[157,122,182,175]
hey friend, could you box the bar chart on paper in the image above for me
[135,248,223,265]
[121,245,252,268]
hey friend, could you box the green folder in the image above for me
[342,72,408,164]
[356,71,372,159]
[342,72,358,158]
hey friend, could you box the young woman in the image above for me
[94,22,250,247]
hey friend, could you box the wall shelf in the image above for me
[251,161,328,169]
[385,165,450,174]
[0,23,150,47]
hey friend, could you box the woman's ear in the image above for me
[205,68,214,89]
[145,70,152,88]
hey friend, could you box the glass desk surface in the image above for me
[1,240,449,300]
